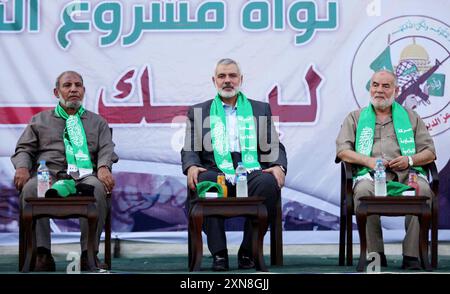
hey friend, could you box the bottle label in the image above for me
[37,171,51,198]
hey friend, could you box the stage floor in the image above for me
[2,242,450,274]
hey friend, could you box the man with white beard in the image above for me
[335,70,436,270]
[12,71,117,272]
[181,58,287,271]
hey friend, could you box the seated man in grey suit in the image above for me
[12,71,118,271]
[181,58,287,271]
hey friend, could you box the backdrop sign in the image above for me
[0,0,449,241]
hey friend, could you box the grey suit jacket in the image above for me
[181,98,287,175]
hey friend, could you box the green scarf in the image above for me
[210,92,260,182]
[355,101,425,195]
[54,104,93,177]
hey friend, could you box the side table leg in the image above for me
[87,204,98,271]
[22,204,33,273]
[419,210,432,271]
[253,204,268,272]
[356,205,368,272]
[190,205,203,271]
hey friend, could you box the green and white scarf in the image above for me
[210,92,261,183]
[355,101,425,178]
[55,104,93,178]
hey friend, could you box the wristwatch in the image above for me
[407,156,414,167]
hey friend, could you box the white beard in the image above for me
[370,93,395,110]
[218,88,239,99]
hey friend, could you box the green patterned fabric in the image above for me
[54,104,93,177]
[355,101,424,177]
[209,92,260,182]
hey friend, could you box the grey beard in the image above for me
[218,87,240,99]
[59,97,81,110]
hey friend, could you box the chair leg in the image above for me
[346,208,353,266]
[339,211,346,266]
[19,207,24,272]
[105,210,111,270]
[188,226,192,270]
[431,208,438,269]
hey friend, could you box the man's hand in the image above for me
[187,166,207,191]
[98,166,115,193]
[388,156,409,171]
[14,167,30,191]
[367,157,389,169]
[262,165,285,189]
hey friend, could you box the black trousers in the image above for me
[197,154,280,256]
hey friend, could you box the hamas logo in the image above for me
[351,16,450,136]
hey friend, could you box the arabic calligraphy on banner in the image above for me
[0,0,338,48]
[93,64,322,125]
[0,63,323,125]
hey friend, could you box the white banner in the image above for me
[1,0,449,239]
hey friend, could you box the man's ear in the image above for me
[53,88,59,98]
[394,85,399,97]
[212,76,215,85]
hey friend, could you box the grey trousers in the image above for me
[353,177,433,258]
[21,175,108,252]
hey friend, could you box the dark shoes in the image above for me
[378,252,388,267]
[401,256,422,270]
[212,252,229,272]
[238,249,255,270]
[34,253,56,272]
[378,252,387,267]
[238,254,255,270]
[80,252,108,272]
[211,249,255,271]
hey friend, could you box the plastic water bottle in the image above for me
[37,160,51,198]
[235,162,248,197]
[374,158,387,196]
